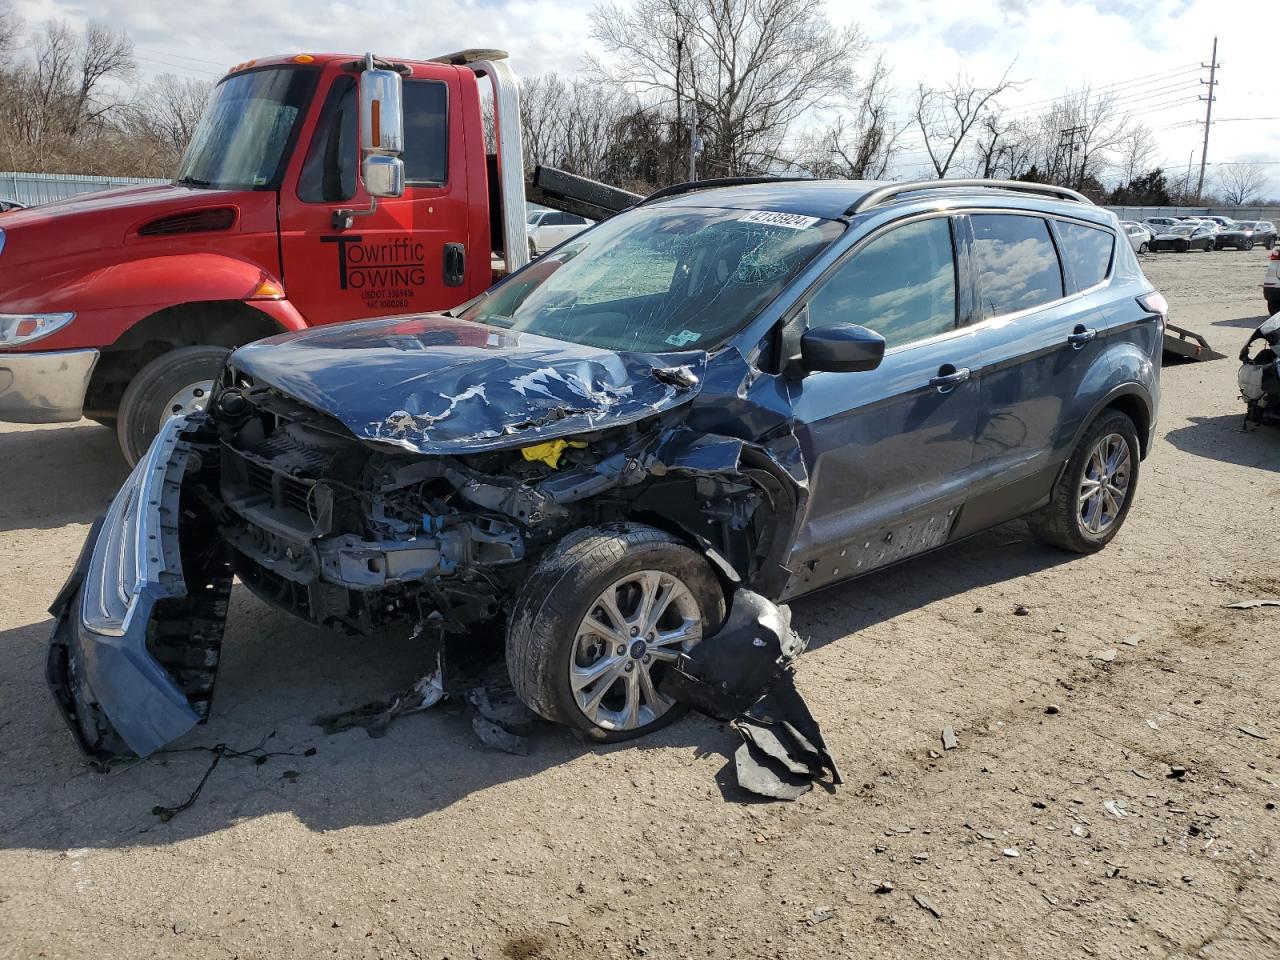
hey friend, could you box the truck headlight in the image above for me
[0,312,75,347]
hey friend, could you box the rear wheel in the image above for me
[527,237,537,258]
[116,346,228,465]
[506,524,725,741]
[1138,242,1150,254]
[1027,410,1140,554]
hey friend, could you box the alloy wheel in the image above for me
[569,569,702,731]
[1078,433,1131,537]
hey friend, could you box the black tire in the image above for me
[1027,410,1141,554]
[1243,239,1254,251]
[506,523,726,742]
[116,345,228,465]
[1179,242,1189,253]
[1266,292,1280,316]
[1138,242,1149,254]
[527,237,537,258]
[1266,238,1275,250]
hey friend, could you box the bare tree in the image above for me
[1215,162,1269,206]
[0,1,20,60]
[801,53,901,180]
[911,64,1018,178]
[590,0,866,179]
[124,73,212,169]
[1115,123,1158,188]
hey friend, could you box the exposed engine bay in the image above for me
[1239,313,1280,428]
[200,376,778,638]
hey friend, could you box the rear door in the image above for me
[962,213,1114,530]
[278,65,474,327]
[785,214,984,596]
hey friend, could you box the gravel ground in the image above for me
[1,246,1277,960]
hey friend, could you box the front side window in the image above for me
[176,67,317,190]
[461,205,843,353]
[806,217,957,349]
[972,214,1064,317]
[1056,221,1114,290]
[297,77,357,203]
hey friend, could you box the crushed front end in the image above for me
[1240,314,1280,428]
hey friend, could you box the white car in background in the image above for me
[1121,220,1154,253]
[526,209,594,256]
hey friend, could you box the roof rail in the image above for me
[848,179,1092,215]
[642,176,813,205]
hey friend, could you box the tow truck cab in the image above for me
[0,50,530,462]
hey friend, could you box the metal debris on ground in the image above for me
[804,907,836,926]
[1225,599,1280,609]
[1237,725,1270,740]
[1103,799,1128,819]
[313,666,447,738]
[941,726,958,750]
[913,893,942,919]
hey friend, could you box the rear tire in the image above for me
[116,346,228,465]
[1138,242,1149,254]
[506,524,726,742]
[527,238,537,258]
[1027,410,1140,554]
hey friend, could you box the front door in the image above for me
[278,66,474,327]
[784,214,983,598]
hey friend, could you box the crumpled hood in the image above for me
[229,314,707,454]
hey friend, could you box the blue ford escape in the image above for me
[48,178,1165,761]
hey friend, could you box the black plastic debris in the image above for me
[664,588,841,801]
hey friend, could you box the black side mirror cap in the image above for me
[800,322,886,374]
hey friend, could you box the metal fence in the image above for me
[0,171,167,206]
[1106,205,1280,223]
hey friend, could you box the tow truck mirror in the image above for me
[359,66,405,198]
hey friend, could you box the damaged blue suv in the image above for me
[48,178,1164,761]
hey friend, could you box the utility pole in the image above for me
[1056,125,1086,187]
[1195,36,1219,202]
[688,103,700,182]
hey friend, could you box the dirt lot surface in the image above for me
[2,247,1278,960]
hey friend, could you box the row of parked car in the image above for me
[1121,215,1277,254]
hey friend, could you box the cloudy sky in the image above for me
[11,0,1278,196]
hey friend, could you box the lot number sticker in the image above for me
[739,210,821,230]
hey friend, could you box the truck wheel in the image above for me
[116,346,228,464]
[1027,410,1140,554]
[506,524,726,742]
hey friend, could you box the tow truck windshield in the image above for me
[174,67,317,191]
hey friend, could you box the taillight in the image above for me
[1137,291,1168,318]
[1270,248,1280,261]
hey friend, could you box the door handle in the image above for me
[443,243,465,287]
[1067,325,1098,349]
[928,365,971,393]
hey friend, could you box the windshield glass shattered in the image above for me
[462,205,843,353]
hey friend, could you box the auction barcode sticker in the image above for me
[739,210,821,230]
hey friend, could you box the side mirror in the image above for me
[800,322,886,374]
[359,65,405,198]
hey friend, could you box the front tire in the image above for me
[116,345,228,465]
[1027,410,1140,554]
[506,524,726,742]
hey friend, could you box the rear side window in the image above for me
[1056,221,1114,290]
[403,80,448,185]
[971,214,1064,317]
[807,217,957,349]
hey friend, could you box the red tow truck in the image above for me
[0,50,633,462]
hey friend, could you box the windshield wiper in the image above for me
[176,176,213,188]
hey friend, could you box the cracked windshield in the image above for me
[462,206,843,353]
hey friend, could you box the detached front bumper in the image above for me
[0,348,98,423]
[46,414,231,761]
